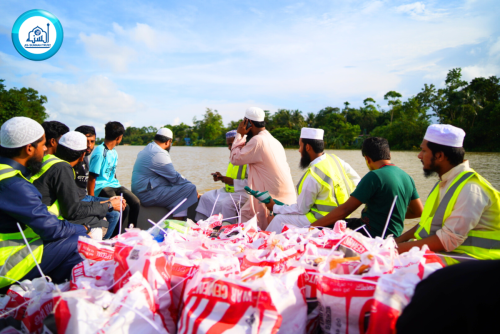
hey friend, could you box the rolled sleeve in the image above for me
[273,175,319,215]
[436,182,490,252]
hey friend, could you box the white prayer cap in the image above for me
[0,117,44,148]
[59,131,87,151]
[424,124,465,148]
[157,128,173,139]
[300,128,324,140]
[245,107,265,122]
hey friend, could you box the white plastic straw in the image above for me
[239,195,242,223]
[16,223,45,280]
[362,226,373,238]
[210,194,220,217]
[229,194,239,215]
[222,216,240,222]
[157,198,188,224]
[119,193,123,234]
[382,196,398,239]
[148,219,170,236]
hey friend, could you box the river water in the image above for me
[115,146,500,231]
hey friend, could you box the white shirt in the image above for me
[273,154,360,215]
[435,161,495,252]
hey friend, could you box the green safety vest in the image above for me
[29,154,72,219]
[297,154,355,223]
[0,164,44,288]
[225,163,247,193]
[415,170,500,265]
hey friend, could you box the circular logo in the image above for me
[11,9,64,61]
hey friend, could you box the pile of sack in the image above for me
[0,215,445,334]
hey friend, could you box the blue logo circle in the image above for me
[11,9,64,61]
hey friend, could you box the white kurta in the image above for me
[266,154,360,233]
[196,178,249,224]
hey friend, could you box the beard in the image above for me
[26,156,43,175]
[299,150,312,170]
[246,131,254,142]
[85,149,92,156]
[423,157,438,178]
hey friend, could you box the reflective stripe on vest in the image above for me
[225,163,247,193]
[297,154,354,223]
[29,155,69,219]
[415,170,500,264]
[0,164,44,288]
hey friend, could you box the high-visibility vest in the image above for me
[225,163,247,193]
[297,154,356,223]
[414,170,500,265]
[30,154,73,219]
[0,164,44,288]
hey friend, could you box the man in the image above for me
[75,125,120,239]
[88,121,141,229]
[312,137,423,238]
[42,121,69,156]
[131,128,198,219]
[265,128,360,233]
[396,124,500,264]
[0,117,88,289]
[195,130,249,223]
[31,131,124,240]
[230,107,296,229]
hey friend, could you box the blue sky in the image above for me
[1,0,499,136]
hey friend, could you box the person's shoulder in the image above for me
[0,175,39,197]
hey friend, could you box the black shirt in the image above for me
[31,160,109,228]
[74,155,89,200]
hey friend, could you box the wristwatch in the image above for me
[83,223,91,234]
[107,201,113,212]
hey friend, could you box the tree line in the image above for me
[1,68,499,151]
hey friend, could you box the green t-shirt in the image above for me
[351,165,419,238]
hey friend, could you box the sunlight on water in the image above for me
[115,146,500,232]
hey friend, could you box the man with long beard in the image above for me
[0,117,88,290]
[131,128,198,220]
[230,107,296,229]
[265,128,360,233]
[396,124,500,264]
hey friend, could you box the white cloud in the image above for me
[395,2,446,20]
[19,75,143,135]
[172,117,181,126]
[79,32,136,72]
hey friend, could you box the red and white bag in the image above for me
[317,274,378,334]
[99,272,170,334]
[77,237,114,262]
[178,266,307,334]
[70,260,114,290]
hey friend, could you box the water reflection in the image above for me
[115,146,500,231]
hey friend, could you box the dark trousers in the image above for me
[21,234,83,284]
[100,186,140,233]
[397,260,500,334]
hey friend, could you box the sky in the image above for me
[1,0,499,136]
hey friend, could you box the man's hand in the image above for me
[265,198,276,211]
[212,172,223,182]
[237,119,252,136]
[109,196,127,211]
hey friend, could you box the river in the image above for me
[114,146,500,231]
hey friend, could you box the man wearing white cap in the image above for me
[265,128,361,233]
[132,128,198,219]
[195,130,249,224]
[31,131,125,240]
[397,124,500,265]
[0,117,88,288]
[231,107,297,229]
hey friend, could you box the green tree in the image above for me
[0,79,49,125]
[384,91,402,124]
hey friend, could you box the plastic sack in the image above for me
[99,272,170,333]
[178,266,307,334]
[70,260,114,291]
[317,274,378,334]
[77,236,114,262]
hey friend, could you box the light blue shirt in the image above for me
[89,143,121,196]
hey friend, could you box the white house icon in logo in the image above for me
[26,24,50,47]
